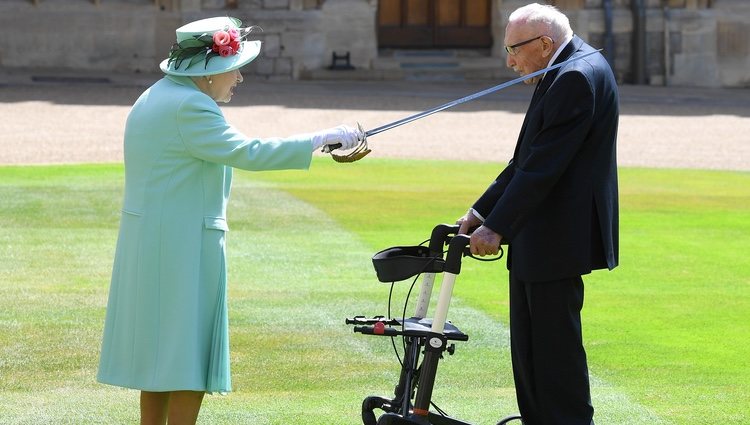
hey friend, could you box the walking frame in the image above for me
[345,224,523,425]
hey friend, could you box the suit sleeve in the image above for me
[175,92,313,171]
[483,70,595,240]
[472,159,515,219]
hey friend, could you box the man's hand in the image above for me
[469,225,502,256]
[457,210,502,255]
[456,210,482,235]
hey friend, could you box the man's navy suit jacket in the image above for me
[473,36,619,282]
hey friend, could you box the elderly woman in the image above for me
[97,17,362,425]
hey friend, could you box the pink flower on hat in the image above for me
[211,28,241,56]
[213,30,231,47]
[218,45,235,57]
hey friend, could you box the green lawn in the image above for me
[0,160,747,424]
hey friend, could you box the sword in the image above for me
[327,49,603,162]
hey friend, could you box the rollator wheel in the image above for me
[496,414,523,425]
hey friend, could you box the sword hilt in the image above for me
[321,123,368,153]
[323,123,371,162]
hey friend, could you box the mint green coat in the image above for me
[97,75,312,393]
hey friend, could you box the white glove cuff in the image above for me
[310,133,326,151]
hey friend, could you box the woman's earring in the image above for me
[207,77,213,85]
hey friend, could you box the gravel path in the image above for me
[1,77,748,170]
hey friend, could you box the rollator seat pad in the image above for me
[372,246,445,282]
[401,317,468,341]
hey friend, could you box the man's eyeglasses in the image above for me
[504,35,546,56]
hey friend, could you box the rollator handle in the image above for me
[354,324,400,337]
[444,234,471,275]
[346,316,400,326]
[427,224,460,256]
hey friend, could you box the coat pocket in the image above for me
[204,216,229,232]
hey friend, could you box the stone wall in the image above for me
[0,0,377,80]
[0,0,177,74]
[493,0,749,87]
[220,0,378,79]
[0,0,747,87]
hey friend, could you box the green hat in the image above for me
[160,17,262,76]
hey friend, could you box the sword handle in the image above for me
[321,123,366,153]
[323,143,341,152]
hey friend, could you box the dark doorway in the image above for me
[378,0,492,48]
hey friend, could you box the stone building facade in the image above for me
[0,0,748,87]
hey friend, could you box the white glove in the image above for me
[310,125,363,152]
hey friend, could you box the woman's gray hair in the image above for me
[508,3,573,43]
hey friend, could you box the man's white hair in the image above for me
[508,3,573,44]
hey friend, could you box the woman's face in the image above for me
[201,69,243,103]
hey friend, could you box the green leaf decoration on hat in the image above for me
[168,34,212,70]
[167,26,260,71]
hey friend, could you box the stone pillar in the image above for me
[667,8,720,87]
[550,0,585,9]
[714,0,750,87]
[178,0,201,12]
[319,0,377,71]
[491,0,506,59]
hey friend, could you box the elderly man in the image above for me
[457,3,619,425]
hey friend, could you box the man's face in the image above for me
[504,22,552,85]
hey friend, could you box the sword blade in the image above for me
[364,49,602,138]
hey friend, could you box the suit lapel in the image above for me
[528,78,546,109]
[516,80,543,148]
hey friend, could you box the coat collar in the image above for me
[164,74,200,90]
[552,35,583,66]
[534,35,584,99]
